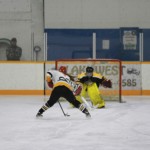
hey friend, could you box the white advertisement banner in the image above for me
[122,63,141,90]
[123,30,137,50]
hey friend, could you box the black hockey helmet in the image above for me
[86,66,94,73]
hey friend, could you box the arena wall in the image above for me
[45,0,150,28]
[0,0,44,61]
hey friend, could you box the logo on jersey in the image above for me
[58,76,76,88]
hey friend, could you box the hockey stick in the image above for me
[58,100,70,117]
[81,96,93,111]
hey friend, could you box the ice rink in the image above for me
[0,95,150,150]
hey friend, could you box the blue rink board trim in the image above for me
[45,28,150,61]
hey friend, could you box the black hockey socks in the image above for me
[36,103,50,117]
[79,104,91,118]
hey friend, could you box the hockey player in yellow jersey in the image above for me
[36,69,91,118]
[76,66,112,109]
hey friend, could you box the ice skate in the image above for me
[36,112,43,118]
[85,112,91,118]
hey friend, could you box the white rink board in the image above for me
[0,62,44,90]
[142,64,150,90]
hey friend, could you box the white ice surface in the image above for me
[0,96,150,150]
